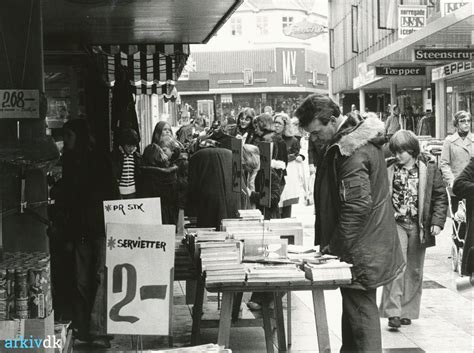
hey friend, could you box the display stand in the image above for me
[204,280,342,353]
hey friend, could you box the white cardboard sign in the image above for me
[103,197,162,225]
[105,222,175,335]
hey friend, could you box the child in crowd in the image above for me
[380,130,447,329]
[111,128,142,199]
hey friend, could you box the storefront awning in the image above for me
[366,4,473,66]
[43,0,243,45]
[94,44,189,95]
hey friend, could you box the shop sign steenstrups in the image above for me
[0,89,39,119]
[104,198,176,336]
[440,0,472,16]
[398,5,427,39]
[432,61,474,81]
[375,66,426,76]
[414,48,474,61]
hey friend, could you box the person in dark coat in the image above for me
[295,95,404,353]
[453,158,474,276]
[61,119,120,348]
[274,113,303,217]
[252,113,287,213]
[187,147,240,229]
[141,121,182,225]
[380,130,447,328]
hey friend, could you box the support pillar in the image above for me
[390,83,397,109]
[359,89,366,112]
[0,0,57,253]
[435,80,446,139]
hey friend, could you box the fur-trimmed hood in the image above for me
[331,116,386,157]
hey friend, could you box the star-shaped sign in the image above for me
[107,236,116,250]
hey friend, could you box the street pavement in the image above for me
[75,202,473,352]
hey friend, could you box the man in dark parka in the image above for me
[295,94,404,353]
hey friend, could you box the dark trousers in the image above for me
[49,236,74,321]
[281,205,292,218]
[73,237,106,340]
[340,287,381,353]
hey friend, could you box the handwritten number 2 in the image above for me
[109,263,139,323]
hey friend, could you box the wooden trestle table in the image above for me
[191,278,350,353]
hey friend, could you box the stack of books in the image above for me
[200,241,246,283]
[221,218,262,231]
[228,229,276,242]
[237,209,263,220]
[303,260,353,284]
[245,263,306,283]
[195,231,230,242]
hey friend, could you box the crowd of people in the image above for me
[47,94,473,351]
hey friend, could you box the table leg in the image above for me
[217,292,234,348]
[232,292,244,321]
[261,293,275,353]
[273,292,287,352]
[287,291,291,346]
[312,289,331,353]
[191,278,205,345]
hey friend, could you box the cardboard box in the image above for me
[0,310,55,353]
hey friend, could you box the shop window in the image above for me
[257,16,268,35]
[351,5,359,54]
[243,69,254,86]
[378,0,397,29]
[231,17,242,36]
[282,16,294,30]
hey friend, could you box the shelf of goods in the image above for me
[0,252,60,352]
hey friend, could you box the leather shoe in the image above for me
[388,316,401,328]
[400,318,412,325]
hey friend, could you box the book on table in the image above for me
[245,263,306,282]
[303,260,353,282]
